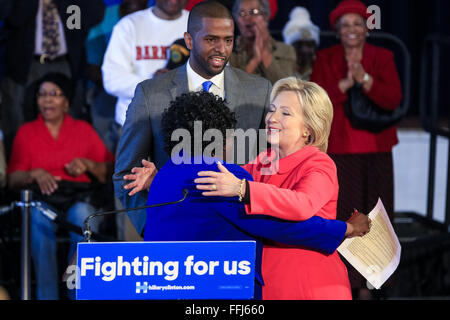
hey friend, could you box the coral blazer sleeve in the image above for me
[243,148,338,221]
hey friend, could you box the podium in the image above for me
[74,241,256,300]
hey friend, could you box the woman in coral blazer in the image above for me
[310,0,402,299]
[123,89,370,300]
[196,77,356,300]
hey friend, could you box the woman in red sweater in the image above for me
[196,77,355,299]
[310,0,402,299]
[8,73,114,299]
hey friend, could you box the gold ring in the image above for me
[211,184,217,191]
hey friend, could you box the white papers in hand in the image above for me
[338,198,401,289]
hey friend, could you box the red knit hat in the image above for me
[329,0,370,29]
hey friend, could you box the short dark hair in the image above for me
[187,0,233,36]
[161,91,236,156]
[35,72,74,101]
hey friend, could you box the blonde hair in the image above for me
[270,77,333,153]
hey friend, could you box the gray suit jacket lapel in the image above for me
[224,66,239,110]
[170,65,189,100]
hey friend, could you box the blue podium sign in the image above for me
[76,241,256,300]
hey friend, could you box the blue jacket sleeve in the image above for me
[217,164,346,254]
[216,206,346,255]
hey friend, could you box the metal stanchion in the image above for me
[20,190,32,300]
[5,191,118,300]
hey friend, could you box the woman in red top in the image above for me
[8,73,114,299]
[310,0,402,299]
[195,77,354,299]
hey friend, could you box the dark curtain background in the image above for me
[269,0,450,119]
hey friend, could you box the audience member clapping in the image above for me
[229,0,296,84]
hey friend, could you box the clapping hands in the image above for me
[339,49,368,93]
[246,15,273,73]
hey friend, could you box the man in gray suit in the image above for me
[113,1,272,235]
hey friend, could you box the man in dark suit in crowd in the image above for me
[0,0,105,158]
[114,1,272,235]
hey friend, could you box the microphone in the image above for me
[83,189,189,242]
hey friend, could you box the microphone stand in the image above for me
[83,189,189,242]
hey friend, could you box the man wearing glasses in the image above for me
[229,0,297,84]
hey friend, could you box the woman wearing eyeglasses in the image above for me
[229,0,296,84]
[7,72,114,300]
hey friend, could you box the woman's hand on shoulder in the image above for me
[123,159,157,196]
[195,161,243,197]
